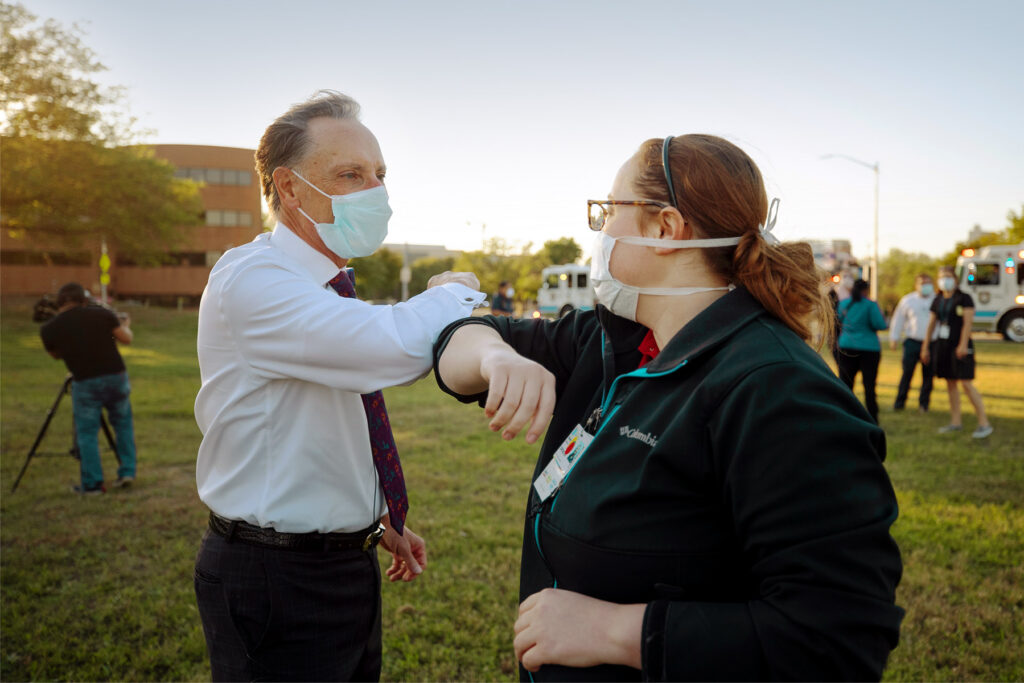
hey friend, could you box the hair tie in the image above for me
[760,198,781,245]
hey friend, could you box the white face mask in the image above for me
[292,170,392,258]
[939,276,957,292]
[589,231,739,322]
[505,287,515,297]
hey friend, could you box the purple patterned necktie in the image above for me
[328,269,409,534]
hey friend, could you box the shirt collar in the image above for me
[642,287,767,372]
[270,222,340,286]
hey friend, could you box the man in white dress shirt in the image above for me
[889,273,936,412]
[193,90,484,681]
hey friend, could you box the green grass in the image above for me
[1,300,1022,681]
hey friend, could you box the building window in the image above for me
[168,252,207,266]
[206,210,253,227]
[173,167,253,186]
[1,250,91,266]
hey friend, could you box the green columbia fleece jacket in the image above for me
[433,287,903,682]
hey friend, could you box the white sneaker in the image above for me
[972,425,994,439]
[937,424,962,434]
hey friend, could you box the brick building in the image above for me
[1,145,262,303]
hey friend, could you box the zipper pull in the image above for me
[583,406,602,435]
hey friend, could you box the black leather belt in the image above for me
[208,512,385,552]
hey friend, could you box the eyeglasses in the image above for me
[587,199,669,232]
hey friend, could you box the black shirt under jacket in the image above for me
[433,287,903,682]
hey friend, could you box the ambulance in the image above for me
[955,242,1024,342]
[536,264,594,318]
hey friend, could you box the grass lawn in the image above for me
[1,300,1022,681]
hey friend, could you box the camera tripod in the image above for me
[11,375,120,493]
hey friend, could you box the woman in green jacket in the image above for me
[434,135,903,681]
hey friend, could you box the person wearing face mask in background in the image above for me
[889,274,937,412]
[192,90,484,681]
[492,280,516,316]
[836,279,889,424]
[921,266,993,439]
[433,135,902,681]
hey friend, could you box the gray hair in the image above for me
[255,90,361,215]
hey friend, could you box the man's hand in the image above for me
[480,345,555,445]
[920,346,930,365]
[890,340,898,351]
[427,271,480,291]
[513,588,643,672]
[379,518,427,583]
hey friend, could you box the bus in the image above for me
[955,242,1024,342]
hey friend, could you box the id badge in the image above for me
[938,324,951,339]
[532,424,594,503]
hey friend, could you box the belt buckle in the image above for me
[362,523,385,551]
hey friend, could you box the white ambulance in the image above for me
[537,264,594,318]
[955,242,1024,342]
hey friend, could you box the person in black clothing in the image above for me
[434,135,902,680]
[921,266,993,438]
[491,280,515,316]
[40,283,138,493]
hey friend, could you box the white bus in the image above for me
[955,242,1024,342]
[537,264,594,318]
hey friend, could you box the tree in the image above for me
[0,2,201,263]
[348,248,402,301]
[2,137,203,262]
[539,237,582,266]
[1005,205,1024,243]
[877,248,938,315]
[408,256,456,297]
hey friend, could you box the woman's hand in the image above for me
[955,343,969,359]
[513,588,644,672]
[480,346,556,445]
[379,518,427,583]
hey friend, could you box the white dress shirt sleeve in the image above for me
[888,296,908,343]
[218,261,483,394]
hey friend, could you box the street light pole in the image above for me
[821,154,880,301]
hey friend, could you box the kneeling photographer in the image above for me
[39,282,138,494]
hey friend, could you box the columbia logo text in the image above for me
[619,425,658,447]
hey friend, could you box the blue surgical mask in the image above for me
[919,283,934,297]
[292,170,392,258]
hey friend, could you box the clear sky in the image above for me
[21,0,1024,260]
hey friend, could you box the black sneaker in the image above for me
[72,484,106,496]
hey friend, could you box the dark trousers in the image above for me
[194,529,382,682]
[837,349,881,423]
[894,339,933,409]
